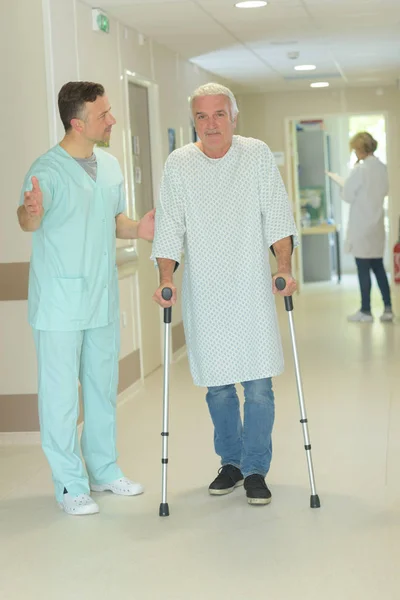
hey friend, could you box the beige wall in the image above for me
[0,0,228,433]
[0,0,50,404]
[236,87,400,308]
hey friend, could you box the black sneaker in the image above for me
[244,474,272,505]
[209,465,244,496]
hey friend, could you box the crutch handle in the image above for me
[275,277,293,312]
[162,287,173,324]
[162,287,173,301]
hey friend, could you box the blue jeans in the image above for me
[355,258,392,314]
[206,378,275,479]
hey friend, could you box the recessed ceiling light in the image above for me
[310,82,329,88]
[295,65,316,71]
[235,1,268,8]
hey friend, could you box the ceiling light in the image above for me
[235,1,268,8]
[310,82,329,88]
[295,65,316,71]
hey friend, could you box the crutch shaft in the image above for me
[161,321,170,504]
[275,276,321,509]
[159,287,172,517]
[287,311,318,497]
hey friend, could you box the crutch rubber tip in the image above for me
[159,503,170,517]
[310,494,321,509]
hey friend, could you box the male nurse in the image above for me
[17,81,154,516]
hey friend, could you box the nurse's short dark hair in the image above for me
[58,81,105,132]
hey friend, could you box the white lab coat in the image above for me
[343,155,388,258]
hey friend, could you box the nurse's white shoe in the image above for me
[58,493,99,516]
[380,309,394,322]
[91,477,144,496]
[347,310,374,323]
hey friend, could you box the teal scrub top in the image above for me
[20,145,126,331]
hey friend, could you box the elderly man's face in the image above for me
[192,94,237,157]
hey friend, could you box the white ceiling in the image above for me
[85,0,400,92]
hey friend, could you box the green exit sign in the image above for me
[92,9,110,34]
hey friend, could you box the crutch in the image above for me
[275,277,321,509]
[159,287,172,517]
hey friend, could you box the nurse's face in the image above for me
[81,95,116,144]
[192,95,237,158]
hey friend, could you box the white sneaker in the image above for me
[91,477,144,497]
[347,310,374,323]
[58,493,99,516]
[380,310,394,322]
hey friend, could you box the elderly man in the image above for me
[152,83,297,506]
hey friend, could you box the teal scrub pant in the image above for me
[33,320,123,503]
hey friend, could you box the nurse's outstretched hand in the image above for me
[24,177,43,217]
[138,208,156,241]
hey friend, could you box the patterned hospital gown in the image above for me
[151,135,298,387]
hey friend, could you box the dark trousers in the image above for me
[355,258,392,314]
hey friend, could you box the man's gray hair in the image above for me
[190,83,239,120]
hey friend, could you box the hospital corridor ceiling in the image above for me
[83,0,400,91]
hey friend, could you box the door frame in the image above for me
[284,118,303,291]
[122,70,166,375]
[284,110,391,288]
[122,70,164,220]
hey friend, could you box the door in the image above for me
[128,82,161,377]
[288,119,303,289]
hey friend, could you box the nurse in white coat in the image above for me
[343,132,393,322]
[17,82,155,515]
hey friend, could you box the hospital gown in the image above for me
[152,136,298,387]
